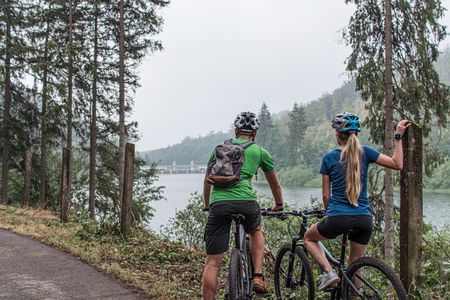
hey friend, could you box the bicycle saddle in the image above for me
[231,214,246,223]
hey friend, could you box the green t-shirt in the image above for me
[208,137,275,204]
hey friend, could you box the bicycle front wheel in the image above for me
[343,256,408,300]
[274,243,315,300]
[228,249,244,300]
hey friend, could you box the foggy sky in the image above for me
[133,0,450,151]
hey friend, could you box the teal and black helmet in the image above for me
[332,112,361,133]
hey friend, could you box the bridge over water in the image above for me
[143,161,207,174]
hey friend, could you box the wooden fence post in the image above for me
[121,143,134,236]
[23,149,32,207]
[60,147,71,222]
[400,124,423,293]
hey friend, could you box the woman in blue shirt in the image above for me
[304,112,410,291]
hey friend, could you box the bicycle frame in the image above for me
[232,217,247,251]
[229,215,253,299]
[320,233,368,299]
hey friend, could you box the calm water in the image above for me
[149,173,450,231]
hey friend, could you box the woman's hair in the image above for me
[337,132,362,206]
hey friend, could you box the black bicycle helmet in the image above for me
[234,111,260,133]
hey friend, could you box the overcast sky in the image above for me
[133,0,450,151]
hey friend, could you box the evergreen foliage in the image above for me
[0,0,169,224]
[256,102,274,149]
[287,103,308,164]
[344,0,449,142]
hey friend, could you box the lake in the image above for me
[149,173,450,231]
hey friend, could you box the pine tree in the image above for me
[88,0,99,220]
[287,103,308,165]
[0,0,33,203]
[344,0,449,261]
[257,102,273,149]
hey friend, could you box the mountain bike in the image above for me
[261,208,408,300]
[225,214,254,300]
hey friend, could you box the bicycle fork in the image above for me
[285,237,307,289]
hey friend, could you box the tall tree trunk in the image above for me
[39,13,51,208]
[23,149,32,207]
[89,2,99,221]
[66,0,73,208]
[118,0,126,209]
[2,6,12,204]
[384,0,395,262]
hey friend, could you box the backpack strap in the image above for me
[240,140,254,149]
[224,139,232,145]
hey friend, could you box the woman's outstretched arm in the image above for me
[375,120,411,170]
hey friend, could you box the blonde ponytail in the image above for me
[339,133,362,206]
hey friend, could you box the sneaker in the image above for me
[252,275,268,294]
[318,270,340,291]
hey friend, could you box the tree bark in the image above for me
[66,0,74,209]
[118,0,126,208]
[39,11,51,208]
[23,149,32,207]
[2,4,12,204]
[89,2,99,221]
[400,125,423,293]
[60,148,71,222]
[383,0,395,262]
[121,143,134,237]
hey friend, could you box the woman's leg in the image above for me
[304,223,333,273]
[348,241,366,288]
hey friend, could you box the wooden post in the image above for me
[400,124,423,293]
[23,149,32,207]
[60,147,71,222]
[121,143,134,236]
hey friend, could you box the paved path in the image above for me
[0,229,147,300]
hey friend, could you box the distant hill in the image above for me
[139,131,231,165]
[139,80,361,166]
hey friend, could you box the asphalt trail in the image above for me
[0,229,148,300]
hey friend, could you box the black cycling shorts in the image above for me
[317,215,373,245]
[204,200,261,255]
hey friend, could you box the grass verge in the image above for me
[0,205,204,299]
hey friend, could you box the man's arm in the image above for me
[264,170,283,211]
[203,173,211,209]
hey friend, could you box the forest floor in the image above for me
[0,205,205,300]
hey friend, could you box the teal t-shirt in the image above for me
[208,137,274,204]
[320,145,380,216]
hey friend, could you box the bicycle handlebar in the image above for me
[261,208,326,219]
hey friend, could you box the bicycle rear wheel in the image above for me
[228,249,244,300]
[274,243,315,300]
[245,240,253,295]
[343,256,408,300]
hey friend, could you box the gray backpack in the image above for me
[206,139,254,188]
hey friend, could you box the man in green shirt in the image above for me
[202,111,284,299]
